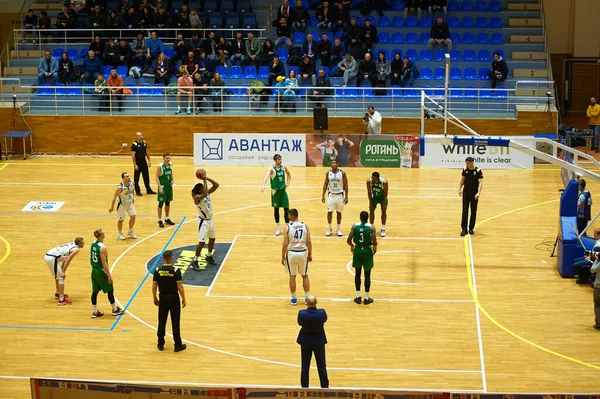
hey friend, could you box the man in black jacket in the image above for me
[318,33,332,68]
[268,55,286,86]
[345,17,362,59]
[357,52,377,88]
[486,52,509,89]
[291,0,309,32]
[116,38,132,68]
[360,18,378,51]
[427,16,452,52]
[331,0,350,33]
[297,295,329,388]
[309,68,332,107]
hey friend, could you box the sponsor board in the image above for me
[420,140,533,169]
[194,134,305,166]
[22,201,65,212]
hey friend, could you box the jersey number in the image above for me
[91,251,99,263]
[294,229,304,240]
[358,232,364,243]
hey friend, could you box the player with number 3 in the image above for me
[347,211,377,305]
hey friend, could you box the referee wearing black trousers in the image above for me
[152,250,187,352]
[131,131,157,196]
[459,156,484,236]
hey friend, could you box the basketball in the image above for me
[196,169,206,179]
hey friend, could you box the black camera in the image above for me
[363,112,369,121]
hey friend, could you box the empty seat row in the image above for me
[306,14,502,29]
[292,31,503,46]
[391,0,502,12]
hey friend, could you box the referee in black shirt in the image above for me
[459,156,484,236]
[131,131,157,196]
[152,250,187,352]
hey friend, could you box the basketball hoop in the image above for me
[393,135,420,168]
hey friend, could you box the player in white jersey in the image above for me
[109,172,137,240]
[281,208,312,305]
[44,237,85,305]
[191,173,220,270]
[321,159,349,237]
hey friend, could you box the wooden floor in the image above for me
[1,158,599,398]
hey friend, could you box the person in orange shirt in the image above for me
[107,67,124,112]
[176,66,193,115]
[587,97,600,152]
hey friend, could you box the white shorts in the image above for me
[116,202,136,220]
[44,255,63,280]
[327,193,345,213]
[198,218,216,242]
[285,250,308,276]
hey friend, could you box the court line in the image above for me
[0,164,8,172]
[466,235,488,393]
[206,294,474,303]
[466,198,600,371]
[0,235,11,266]
[237,234,463,241]
[205,236,238,296]
[0,212,186,217]
[110,216,187,331]
[0,325,108,331]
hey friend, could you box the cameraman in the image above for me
[363,105,382,135]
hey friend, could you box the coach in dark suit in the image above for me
[296,295,329,388]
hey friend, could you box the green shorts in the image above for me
[158,185,173,203]
[271,189,289,208]
[91,268,114,293]
[370,197,388,211]
[352,247,374,271]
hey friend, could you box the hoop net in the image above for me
[394,135,420,168]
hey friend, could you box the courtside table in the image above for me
[4,130,33,159]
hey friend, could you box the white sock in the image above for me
[276,223,280,228]
[328,223,332,230]
[382,225,386,230]
[356,291,361,298]
[365,292,370,299]
[291,292,297,299]
[193,256,198,261]
[59,294,64,301]
[92,305,97,312]
[305,291,310,299]
[111,303,117,311]
[337,224,341,230]
[118,230,123,234]
[177,106,181,110]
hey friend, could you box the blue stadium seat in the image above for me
[450,67,462,80]
[237,0,251,12]
[479,67,490,79]
[419,16,431,28]
[477,32,489,44]
[79,48,88,59]
[242,12,257,29]
[405,48,418,61]
[36,83,52,96]
[125,83,137,94]
[67,48,79,61]
[475,0,486,11]
[461,16,474,28]
[225,13,239,28]
[329,66,339,76]
[52,48,64,59]
[292,31,305,44]
[354,16,362,25]
[54,83,67,96]
[462,32,475,44]
[450,32,460,44]
[478,49,491,62]
[490,17,502,29]
[139,83,152,96]
[494,86,507,98]
[334,31,344,40]
[391,48,402,59]
[420,67,432,79]
[392,0,404,10]
[392,16,404,27]
[480,87,492,98]
[448,0,459,11]
[463,86,477,98]
[276,48,288,61]
[216,65,229,78]
[450,49,461,61]
[434,86,445,97]
[205,0,218,12]
[405,32,418,44]
[391,32,404,44]
[463,49,476,61]
[164,48,175,58]
[307,16,319,27]
[229,65,243,78]
[434,67,445,80]
[461,0,473,11]
[434,49,445,61]
[419,49,432,61]
[420,32,430,44]
[103,66,112,78]
[405,16,418,27]
[491,32,504,44]
[116,66,128,77]
[378,16,390,26]
[476,17,488,28]
[493,49,505,59]
[257,66,269,79]
[464,67,477,80]
[152,83,165,96]
[221,0,234,11]
[450,88,463,98]
[208,12,222,28]
[490,1,501,12]
[422,85,432,96]
[378,32,389,44]
[243,66,257,79]
[447,16,459,28]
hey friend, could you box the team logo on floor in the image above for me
[22,201,65,212]
[145,243,231,287]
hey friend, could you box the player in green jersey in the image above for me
[347,211,377,305]
[156,152,176,228]
[261,154,292,236]
[366,171,388,237]
[90,229,124,318]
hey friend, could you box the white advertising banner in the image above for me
[421,139,534,169]
[194,133,306,166]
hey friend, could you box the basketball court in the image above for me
[0,158,599,398]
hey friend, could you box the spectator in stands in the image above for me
[291,0,309,32]
[331,0,350,33]
[268,54,286,86]
[276,0,292,24]
[302,33,318,64]
[36,11,52,43]
[275,17,292,50]
[245,32,262,69]
[122,7,139,29]
[189,8,202,30]
[91,0,107,9]
[337,53,357,87]
[330,37,345,68]
[404,0,426,21]
[357,52,376,88]
[21,9,37,44]
[131,31,146,67]
[282,79,298,113]
[361,18,378,52]
[107,67,124,111]
[37,50,59,86]
[58,52,74,86]
[400,56,418,87]
[390,52,402,85]
[90,5,106,28]
[139,7,155,29]
[146,31,164,67]
[299,55,317,86]
[173,33,187,62]
[198,49,211,78]
[176,66,193,115]
[81,50,104,83]
[217,52,230,69]
[431,0,447,19]
[139,0,154,13]
[261,39,276,66]
[107,10,121,28]
[309,67,332,107]
[94,74,109,111]
[70,0,87,15]
[116,38,132,68]
[376,51,390,87]
[318,33,332,68]
[183,50,199,76]
[192,72,209,112]
[217,36,231,61]
[176,3,191,29]
[588,97,600,152]
[204,31,219,62]
[485,52,508,91]
[89,35,105,59]
[104,38,118,67]
[230,32,245,67]
[56,6,75,29]
[316,1,332,29]
[577,179,592,234]
[188,32,203,56]
[210,71,226,113]
[154,53,171,85]
[345,17,361,59]
[427,17,452,52]
[155,5,171,29]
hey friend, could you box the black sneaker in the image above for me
[460,230,467,236]
[157,220,165,228]
[165,219,175,226]
[157,344,164,351]
[594,325,600,331]
[364,298,374,305]
[136,192,143,196]
[469,230,475,235]
[205,255,216,264]
[147,190,157,194]
[191,260,200,270]
[174,344,187,352]
[353,297,362,304]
